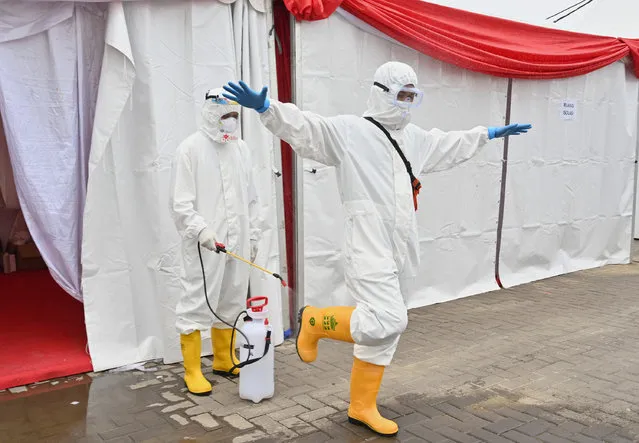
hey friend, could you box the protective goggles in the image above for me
[374,82,423,108]
[205,91,238,105]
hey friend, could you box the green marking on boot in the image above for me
[309,317,316,327]
[323,314,338,331]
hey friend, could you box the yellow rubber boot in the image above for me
[211,327,240,377]
[296,306,355,363]
[180,331,212,396]
[347,357,398,437]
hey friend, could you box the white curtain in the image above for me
[83,0,280,371]
[0,2,106,299]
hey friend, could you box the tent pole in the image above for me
[631,85,639,253]
[495,78,513,289]
[290,13,305,336]
[265,0,290,334]
[272,0,298,338]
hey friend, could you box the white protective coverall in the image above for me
[260,62,489,366]
[170,89,262,335]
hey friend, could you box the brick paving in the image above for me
[3,252,639,442]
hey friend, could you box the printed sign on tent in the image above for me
[561,100,577,121]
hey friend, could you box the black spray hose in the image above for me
[197,242,271,372]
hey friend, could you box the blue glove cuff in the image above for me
[488,127,497,140]
[256,97,270,114]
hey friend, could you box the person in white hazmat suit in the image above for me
[169,88,262,396]
[224,62,532,435]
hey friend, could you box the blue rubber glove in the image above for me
[223,81,270,113]
[488,123,532,139]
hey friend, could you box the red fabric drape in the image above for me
[273,1,297,326]
[284,0,342,21]
[284,0,639,79]
[623,39,639,77]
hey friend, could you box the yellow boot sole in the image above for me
[183,381,212,396]
[347,416,398,437]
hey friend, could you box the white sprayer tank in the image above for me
[239,296,274,403]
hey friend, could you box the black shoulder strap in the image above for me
[364,116,420,189]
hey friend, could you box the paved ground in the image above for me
[3,253,639,442]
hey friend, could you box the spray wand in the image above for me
[197,240,284,375]
[215,243,287,287]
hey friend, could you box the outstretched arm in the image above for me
[417,123,531,174]
[223,82,347,167]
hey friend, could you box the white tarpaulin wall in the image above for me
[296,11,638,310]
[501,68,638,286]
[426,0,639,239]
[81,0,283,371]
[0,2,106,299]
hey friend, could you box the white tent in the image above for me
[292,2,639,312]
[0,0,287,372]
[2,0,637,375]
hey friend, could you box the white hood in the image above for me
[363,61,418,131]
[200,87,241,144]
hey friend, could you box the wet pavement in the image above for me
[3,251,639,442]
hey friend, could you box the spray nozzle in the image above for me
[272,273,287,287]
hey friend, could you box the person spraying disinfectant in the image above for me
[223,62,532,436]
[169,88,264,396]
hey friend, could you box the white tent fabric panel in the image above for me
[551,1,639,38]
[426,0,639,38]
[19,0,265,7]
[499,64,638,286]
[0,3,106,299]
[423,0,580,29]
[297,11,638,310]
[423,0,639,240]
[0,1,74,43]
[83,0,281,371]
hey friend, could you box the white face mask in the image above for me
[220,117,238,134]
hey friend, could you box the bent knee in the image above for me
[379,308,408,337]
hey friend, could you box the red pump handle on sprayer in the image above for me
[247,296,268,312]
[229,296,271,372]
